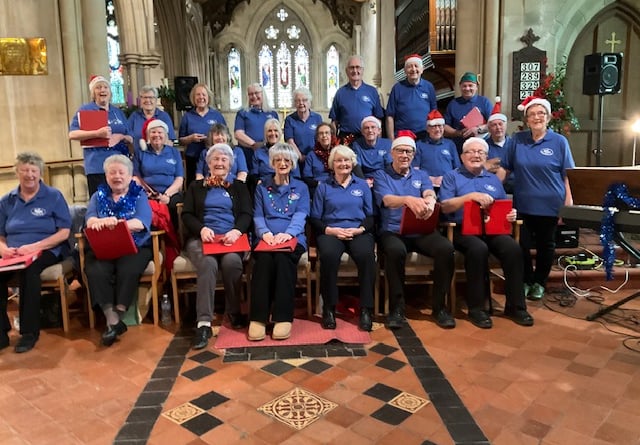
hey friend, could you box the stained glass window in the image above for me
[228,48,242,110]
[276,42,292,108]
[294,45,309,90]
[105,0,124,104]
[258,45,275,108]
[326,45,339,107]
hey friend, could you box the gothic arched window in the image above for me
[228,47,242,110]
[105,0,125,104]
[326,44,340,108]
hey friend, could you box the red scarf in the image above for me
[313,136,339,171]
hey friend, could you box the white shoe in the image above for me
[272,322,292,340]
[247,321,266,341]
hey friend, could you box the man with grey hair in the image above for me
[329,55,384,143]
[127,85,176,151]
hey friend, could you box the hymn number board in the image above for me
[511,45,546,119]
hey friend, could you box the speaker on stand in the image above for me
[582,53,623,166]
[174,76,199,111]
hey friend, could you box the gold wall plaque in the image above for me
[0,37,48,75]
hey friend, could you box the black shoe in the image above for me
[504,309,534,326]
[321,307,336,330]
[227,313,248,329]
[358,307,373,332]
[191,326,213,350]
[0,332,8,351]
[101,320,128,347]
[15,333,38,353]
[468,309,493,329]
[434,309,456,329]
[386,306,405,330]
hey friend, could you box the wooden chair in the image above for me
[76,230,165,327]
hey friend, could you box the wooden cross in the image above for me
[605,32,621,52]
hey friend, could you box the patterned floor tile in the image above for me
[388,392,430,413]
[162,402,204,424]
[258,387,338,430]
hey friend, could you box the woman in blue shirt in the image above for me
[248,143,310,342]
[84,154,153,347]
[0,152,71,353]
[309,145,376,331]
[195,123,248,183]
[182,144,253,350]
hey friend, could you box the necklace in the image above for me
[267,185,293,214]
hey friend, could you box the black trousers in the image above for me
[249,244,305,323]
[316,233,376,309]
[185,156,198,189]
[0,250,59,336]
[84,246,153,310]
[519,214,558,286]
[379,231,455,313]
[452,230,527,312]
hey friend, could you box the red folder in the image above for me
[460,106,485,129]
[462,200,512,235]
[254,237,298,252]
[84,220,138,260]
[202,233,250,255]
[0,250,42,272]
[78,110,109,147]
[399,203,441,235]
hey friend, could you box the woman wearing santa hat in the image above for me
[68,75,133,195]
[501,96,575,301]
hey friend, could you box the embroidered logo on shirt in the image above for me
[351,189,364,197]
[167,159,177,165]
[222,191,230,198]
[441,149,452,156]
[411,180,422,189]
[207,119,217,125]
[484,184,498,193]
[378,150,386,157]
[420,92,430,99]
[289,192,301,200]
[540,148,554,156]
[361,95,372,103]
[310,124,318,130]
[31,207,47,217]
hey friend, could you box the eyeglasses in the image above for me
[347,65,363,70]
[462,150,487,156]
[393,148,414,155]
[527,111,547,118]
[140,95,156,100]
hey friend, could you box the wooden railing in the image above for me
[0,158,85,200]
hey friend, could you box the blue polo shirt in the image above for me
[234,108,279,142]
[439,167,507,224]
[203,186,235,233]
[328,82,384,134]
[501,129,575,217]
[373,166,434,234]
[69,102,131,174]
[253,177,310,249]
[302,151,331,184]
[132,145,184,193]
[284,111,323,155]
[413,137,461,177]
[0,182,71,258]
[196,146,247,181]
[486,135,515,186]
[178,108,227,158]
[351,137,392,177]
[86,185,152,247]
[444,95,493,152]
[127,108,176,151]
[310,176,372,229]
[252,145,301,181]
[386,79,437,136]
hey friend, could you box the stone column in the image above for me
[81,0,109,80]
[379,0,395,102]
[483,0,500,100]
[360,3,378,88]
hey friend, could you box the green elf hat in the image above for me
[459,72,479,84]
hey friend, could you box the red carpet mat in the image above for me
[214,317,371,349]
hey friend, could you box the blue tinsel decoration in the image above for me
[96,181,145,244]
[600,183,640,280]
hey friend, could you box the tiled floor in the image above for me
[1,279,640,445]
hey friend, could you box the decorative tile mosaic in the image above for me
[388,392,429,413]
[258,387,338,430]
[162,402,204,425]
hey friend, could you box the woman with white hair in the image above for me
[84,154,152,347]
[284,87,323,163]
[181,144,252,349]
[68,75,133,195]
[248,143,309,342]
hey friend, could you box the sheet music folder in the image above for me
[0,251,42,272]
[566,167,640,206]
[78,110,109,147]
[399,203,441,235]
[254,237,298,252]
[460,107,484,129]
[462,200,512,235]
[84,220,138,260]
[202,234,250,255]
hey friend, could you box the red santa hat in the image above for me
[427,109,445,126]
[488,97,507,122]
[392,130,417,151]
[140,118,169,151]
[404,54,422,66]
[88,75,109,92]
[517,95,551,116]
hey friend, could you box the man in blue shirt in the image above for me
[443,72,493,154]
[484,98,514,193]
[373,135,456,329]
[351,116,392,182]
[329,55,384,142]
[386,54,437,139]
[413,110,461,191]
[127,86,176,151]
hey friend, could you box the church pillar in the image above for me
[80,0,109,80]
[360,2,379,88]
[482,0,500,99]
[455,0,484,93]
[379,0,396,102]
[60,0,85,117]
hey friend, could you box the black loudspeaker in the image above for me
[582,52,622,95]
[174,76,198,111]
